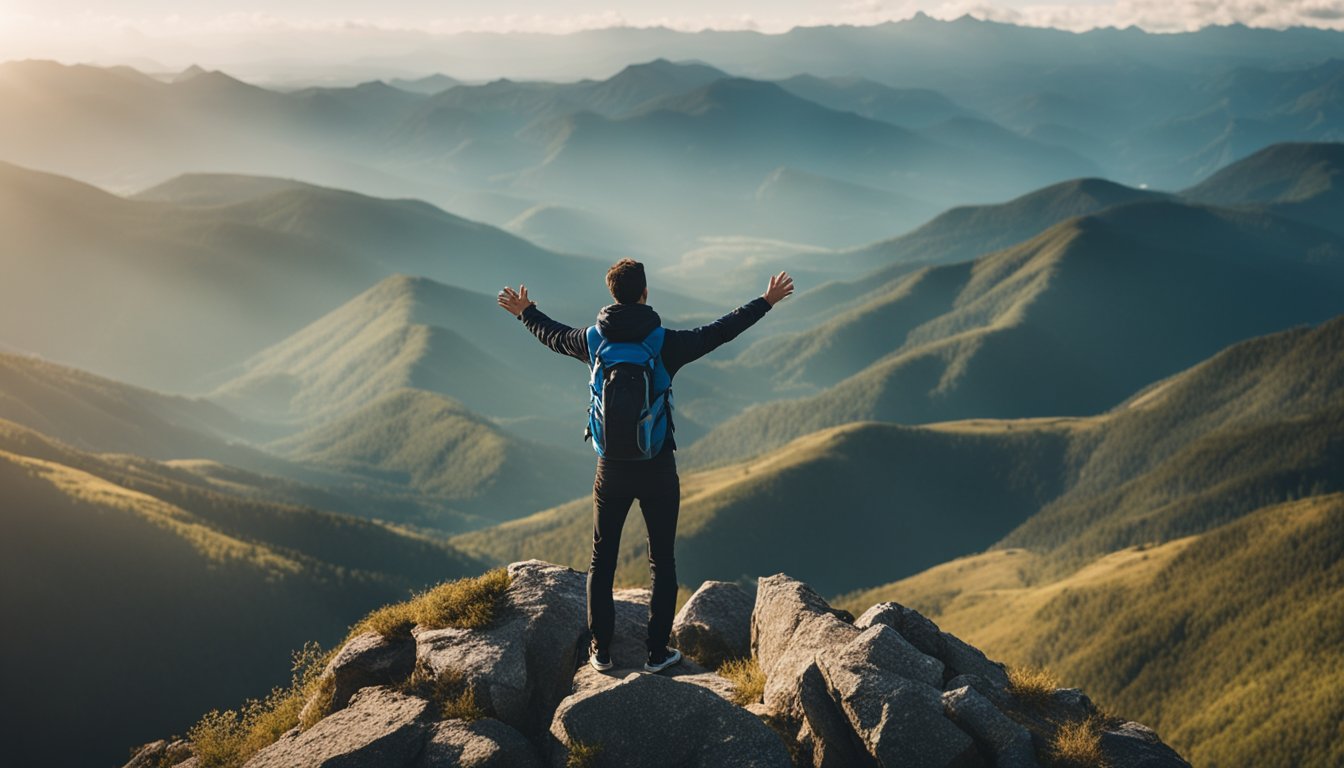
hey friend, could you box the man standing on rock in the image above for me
[498,259,793,673]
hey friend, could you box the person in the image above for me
[497,259,794,673]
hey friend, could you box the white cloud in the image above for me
[1,1,1341,74]
[881,0,1344,32]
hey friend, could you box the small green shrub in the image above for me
[718,656,767,706]
[359,568,511,638]
[566,741,603,768]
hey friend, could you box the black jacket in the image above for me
[518,297,772,455]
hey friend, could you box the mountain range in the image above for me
[0,161,618,393]
[684,144,1344,466]
[4,17,1344,762]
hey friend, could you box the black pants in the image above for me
[588,452,680,654]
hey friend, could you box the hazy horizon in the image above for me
[5,1,1344,84]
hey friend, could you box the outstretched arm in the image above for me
[663,271,794,373]
[498,284,589,363]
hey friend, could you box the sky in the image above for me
[2,0,1342,73]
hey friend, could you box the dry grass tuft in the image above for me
[359,568,511,638]
[566,741,603,768]
[1008,664,1061,706]
[188,642,330,768]
[718,656,767,706]
[1048,716,1108,768]
[298,673,337,731]
[400,662,485,721]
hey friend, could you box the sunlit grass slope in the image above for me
[840,494,1344,768]
[0,418,483,768]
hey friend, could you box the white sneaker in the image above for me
[643,647,682,673]
[589,640,614,672]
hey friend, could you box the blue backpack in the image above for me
[584,325,673,460]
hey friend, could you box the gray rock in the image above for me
[855,602,1009,688]
[1100,721,1192,768]
[243,687,430,768]
[313,631,416,717]
[840,624,944,689]
[570,662,737,704]
[672,580,754,668]
[123,739,192,768]
[548,671,792,768]
[414,561,589,743]
[752,574,865,767]
[944,675,1011,708]
[942,686,1039,768]
[415,625,529,726]
[819,646,982,768]
[419,718,542,768]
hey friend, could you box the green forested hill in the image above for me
[1181,141,1344,235]
[270,388,593,529]
[211,274,584,431]
[691,199,1344,467]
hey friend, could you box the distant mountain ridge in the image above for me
[0,162,611,392]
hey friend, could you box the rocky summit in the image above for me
[127,560,1190,767]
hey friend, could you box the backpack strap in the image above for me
[586,325,604,367]
[641,327,665,360]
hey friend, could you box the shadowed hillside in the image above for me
[454,419,1078,595]
[1182,141,1344,234]
[0,418,484,768]
[691,198,1344,466]
[997,313,1344,568]
[269,389,593,529]
[839,176,1169,276]
[0,351,254,456]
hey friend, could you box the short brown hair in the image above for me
[606,259,646,304]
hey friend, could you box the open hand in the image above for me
[498,284,535,317]
[763,271,795,306]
